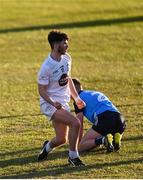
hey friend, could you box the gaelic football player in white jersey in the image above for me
[37,30,86,166]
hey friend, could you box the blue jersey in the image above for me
[74,90,119,124]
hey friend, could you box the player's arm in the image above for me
[73,101,84,143]
[38,65,62,109]
[68,77,86,109]
[38,84,62,109]
[76,112,84,143]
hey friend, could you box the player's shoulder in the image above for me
[39,56,52,72]
[64,53,72,61]
[80,90,95,95]
[80,90,98,99]
[44,55,56,66]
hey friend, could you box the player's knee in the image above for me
[72,118,81,129]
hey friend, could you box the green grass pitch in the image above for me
[0,0,143,178]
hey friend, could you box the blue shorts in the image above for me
[92,111,126,136]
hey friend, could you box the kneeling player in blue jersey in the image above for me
[72,78,126,153]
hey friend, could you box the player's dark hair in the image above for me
[72,78,81,87]
[48,30,69,49]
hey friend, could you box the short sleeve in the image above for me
[68,60,72,77]
[38,66,49,85]
[65,53,72,77]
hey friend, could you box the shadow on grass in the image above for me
[117,103,143,108]
[0,155,37,168]
[0,146,106,168]
[0,150,68,168]
[123,135,143,142]
[0,15,143,34]
[1,102,143,120]
[0,113,43,120]
[0,147,40,157]
[1,157,143,179]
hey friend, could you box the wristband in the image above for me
[74,95,80,102]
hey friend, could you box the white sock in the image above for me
[45,141,52,153]
[69,150,79,159]
[102,137,105,144]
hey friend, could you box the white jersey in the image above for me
[38,53,72,105]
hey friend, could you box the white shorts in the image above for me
[40,102,70,120]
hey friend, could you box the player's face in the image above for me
[58,40,68,54]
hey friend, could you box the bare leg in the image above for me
[52,108,81,151]
[49,120,69,148]
[38,108,85,166]
[79,128,101,152]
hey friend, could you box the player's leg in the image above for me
[79,128,102,152]
[49,120,69,148]
[52,108,85,166]
[38,103,84,166]
[92,111,115,152]
[113,113,126,151]
[38,103,70,161]
[52,108,80,151]
[38,107,80,154]
[114,132,122,151]
[38,123,68,161]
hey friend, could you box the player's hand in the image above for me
[53,102,62,109]
[75,96,86,109]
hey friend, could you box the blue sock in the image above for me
[95,136,104,145]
